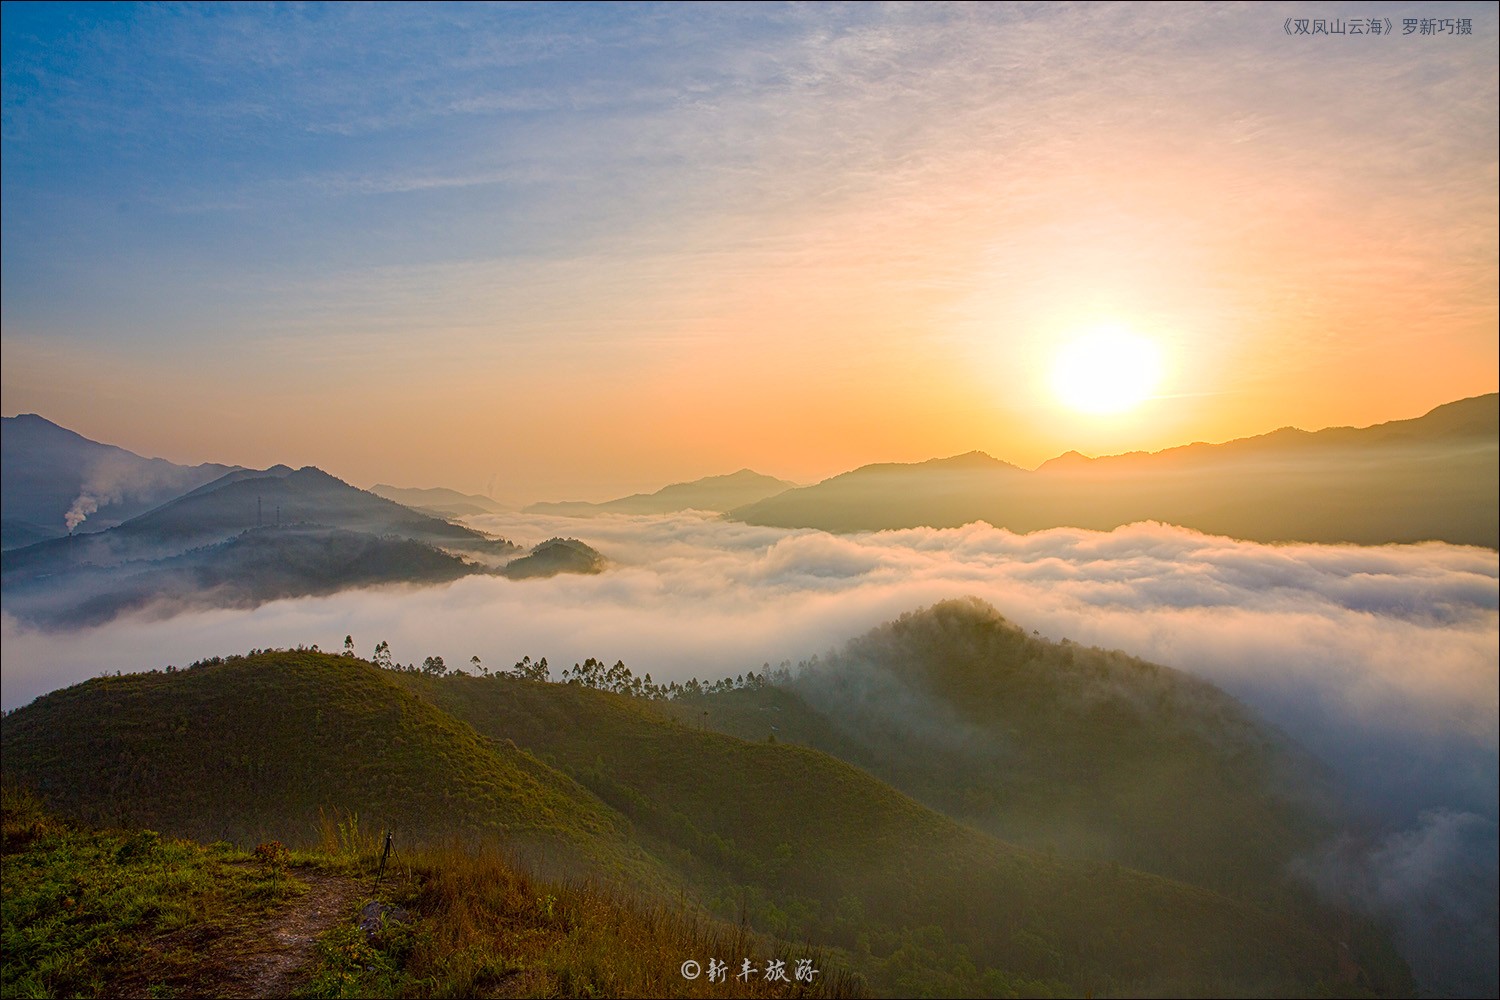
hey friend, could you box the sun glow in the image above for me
[1050,326,1164,415]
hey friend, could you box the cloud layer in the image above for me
[6,513,1493,813]
[4,513,1495,991]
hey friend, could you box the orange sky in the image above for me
[3,4,1496,500]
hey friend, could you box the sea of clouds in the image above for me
[3,512,1495,991]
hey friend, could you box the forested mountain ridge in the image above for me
[2,614,1413,997]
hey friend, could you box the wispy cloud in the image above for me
[2,5,1495,516]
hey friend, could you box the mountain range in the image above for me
[731,394,1499,547]
[369,483,511,518]
[1,414,239,550]
[0,461,613,628]
[525,469,797,517]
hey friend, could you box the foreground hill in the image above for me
[675,598,1332,899]
[0,651,662,886]
[1,631,1413,996]
[732,394,1499,547]
[1,414,238,549]
[398,667,1409,997]
[526,469,796,517]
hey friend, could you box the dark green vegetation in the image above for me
[0,602,1422,995]
[1,413,238,549]
[526,469,797,517]
[673,598,1331,899]
[1,606,1415,996]
[731,394,1500,548]
[502,537,607,579]
[2,787,859,999]
[0,651,667,888]
[405,660,1408,997]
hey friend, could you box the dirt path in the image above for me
[204,870,366,999]
[115,868,369,999]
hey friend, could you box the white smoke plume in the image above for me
[63,496,98,532]
[61,453,218,532]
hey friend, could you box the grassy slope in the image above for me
[0,652,665,888]
[678,599,1331,900]
[2,786,865,1000]
[397,672,1407,997]
[336,842,866,999]
[1,785,301,998]
[1,644,1412,996]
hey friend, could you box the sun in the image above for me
[1050,325,1163,415]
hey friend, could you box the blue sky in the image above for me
[3,2,1496,497]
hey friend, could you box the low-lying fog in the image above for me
[4,512,1495,991]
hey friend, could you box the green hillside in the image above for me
[1,643,1413,996]
[397,671,1409,997]
[0,651,664,887]
[1,785,302,998]
[677,598,1331,899]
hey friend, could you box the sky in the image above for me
[2,2,1496,501]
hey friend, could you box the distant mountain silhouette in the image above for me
[1,414,239,549]
[526,469,795,516]
[732,394,1499,547]
[3,465,515,583]
[2,464,523,627]
[6,525,480,629]
[369,483,510,518]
